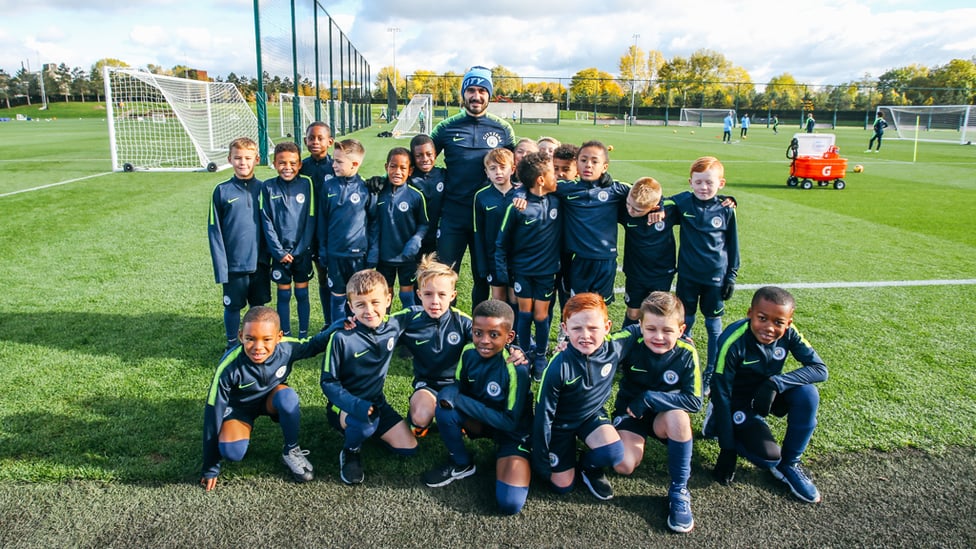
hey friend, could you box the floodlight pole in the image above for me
[388,26,400,117]
[629,34,639,127]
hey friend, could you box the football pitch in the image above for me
[1,116,975,546]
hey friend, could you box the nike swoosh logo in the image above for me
[683,213,695,218]
[566,195,581,200]
[517,444,529,453]
[227,197,240,203]
[743,359,760,365]
[239,381,255,389]
[713,308,724,315]
[626,223,638,228]
[328,193,338,198]
[271,194,282,199]
[486,206,497,211]
[453,136,464,142]
[378,201,386,205]
[544,291,554,298]
[524,219,537,225]
[354,350,369,358]
[567,376,582,385]
[415,339,430,346]
[632,367,648,373]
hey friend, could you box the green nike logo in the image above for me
[743,359,760,365]
[227,197,240,203]
[453,136,464,142]
[544,291,554,299]
[683,212,695,218]
[328,193,338,198]
[632,367,648,373]
[626,223,638,228]
[713,307,724,315]
[378,201,386,205]
[354,350,369,358]
[566,195,581,200]
[239,381,255,389]
[567,375,582,385]
[415,339,430,346]
[517,444,529,453]
[271,194,282,199]
[524,219,537,225]
[486,205,497,211]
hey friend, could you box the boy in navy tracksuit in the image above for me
[373,147,428,309]
[317,138,378,324]
[208,137,271,350]
[670,156,739,379]
[261,142,316,338]
[532,293,640,501]
[612,292,702,533]
[495,152,561,380]
[200,306,342,490]
[551,141,630,304]
[473,148,517,306]
[409,135,447,260]
[618,177,675,329]
[708,286,828,504]
[320,270,417,485]
[300,122,335,326]
[422,299,534,515]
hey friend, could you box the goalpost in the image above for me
[276,94,349,141]
[392,94,433,138]
[104,67,267,172]
[679,108,735,126]
[877,105,975,145]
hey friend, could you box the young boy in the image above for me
[319,270,416,485]
[511,138,539,184]
[495,152,561,380]
[300,122,336,326]
[723,111,735,143]
[260,142,315,338]
[409,134,447,260]
[374,147,428,309]
[532,292,640,501]
[550,143,578,181]
[473,148,517,305]
[618,177,676,329]
[317,138,378,324]
[552,141,631,304]
[613,292,702,533]
[707,286,828,504]
[536,136,560,159]
[200,306,341,490]
[671,156,739,383]
[422,299,533,515]
[208,137,271,350]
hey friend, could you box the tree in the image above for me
[373,66,402,101]
[618,45,648,96]
[0,69,11,108]
[491,65,521,99]
[90,58,129,102]
[570,68,622,106]
[70,67,90,102]
[929,58,976,104]
[763,72,803,110]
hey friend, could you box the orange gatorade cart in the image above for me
[786,133,848,190]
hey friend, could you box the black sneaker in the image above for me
[580,466,613,500]
[339,448,364,485]
[422,461,476,487]
[281,446,314,482]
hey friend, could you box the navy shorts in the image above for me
[326,256,366,294]
[224,395,281,426]
[513,273,556,301]
[326,399,403,438]
[612,408,670,444]
[547,412,612,473]
[675,276,724,318]
[271,253,314,285]
[412,376,455,395]
[377,262,417,289]
[223,265,271,309]
[623,275,675,309]
[569,258,617,304]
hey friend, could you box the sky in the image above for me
[1,0,974,87]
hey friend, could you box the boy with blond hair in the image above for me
[209,137,271,350]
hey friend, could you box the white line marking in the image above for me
[0,172,114,198]
[614,279,976,294]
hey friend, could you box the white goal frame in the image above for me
[392,94,433,138]
[679,108,736,127]
[877,105,975,145]
[104,67,267,172]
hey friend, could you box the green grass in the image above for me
[1,118,975,545]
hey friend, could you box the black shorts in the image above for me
[623,275,674,309]
[569,258,617,304]
[271,254,314,285]
[513,273,556,301]
[413,377,455,394]
[377,262,417,289]
[547,411,612,473]
[675,276,724,318]
[326,399,403,438]
[327,256,366,294]
[224,398,280,426]
[223,266,271,309]
[612,410,669,444]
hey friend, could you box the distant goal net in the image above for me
[877,105,975,145]
[486,102,559,124]
[392,94,433,138]
[679,108,735,126]
[276,94,348,141]
[104,67,266,172]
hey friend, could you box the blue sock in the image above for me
[667,438,693,489]
[223,306,242,344]
[622,315,639,328]
[295,286,310,336]
[496,480,529,515]
[516,311,532,351]
[533,317,551,357]
[434,406,471,466]
[705,316,723,370]
[781,385,820,464]
[277,288,292,335]
[330,294,347,325]
[318,283,331,324]
[272,387,300,449]
[219,439,249,462]
[343,414,378,452]
[582,440,624,470]
[398,290,416,309]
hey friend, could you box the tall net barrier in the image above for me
[255,0,370,162]
[104,67,268,172]
[878,105,975,145]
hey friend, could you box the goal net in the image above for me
[277,93,316,140]
[104,67,265,172]
[877,105,975,145]
[392,94,433,138]
[574,112,589,121]
[679,108,735,126]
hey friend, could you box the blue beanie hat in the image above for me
[461,66,493,97]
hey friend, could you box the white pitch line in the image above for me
[0,172,114,198]
[614,279,976,294]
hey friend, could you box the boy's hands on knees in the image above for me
[713,449,737,485]
[751,378,778,416]
[200,476,218,491]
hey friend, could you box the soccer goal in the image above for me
[104,67,267,172]
[277,93,316,140]
[392,94,433,138]
[574,112,589,121]
[877,105,975,145]
[679,108,735,126]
